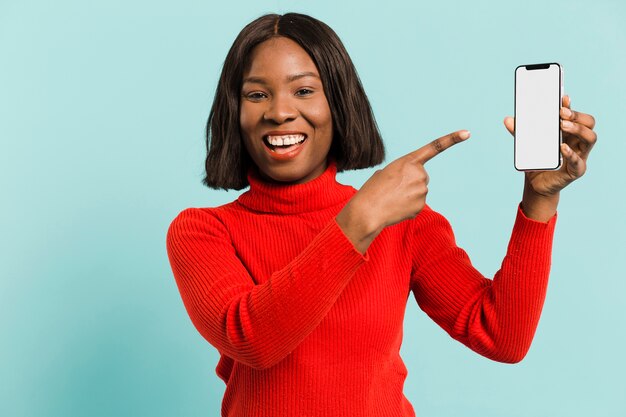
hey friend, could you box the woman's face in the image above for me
[239,36,333,185]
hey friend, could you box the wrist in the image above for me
[521,182,559,222]
[336,198,383,254]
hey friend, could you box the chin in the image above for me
[266,170,305,184]
[264,163,316,184]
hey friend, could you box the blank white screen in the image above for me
[515,64,561,170]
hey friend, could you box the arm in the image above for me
[166,208,368,370]
[410,204,557,363]
[416,95,593,362]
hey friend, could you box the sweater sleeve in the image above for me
[409,203,557,363]
[166,208,368,370]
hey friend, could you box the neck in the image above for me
[236,157,356,214]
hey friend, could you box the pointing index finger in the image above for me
[407,130,470,164]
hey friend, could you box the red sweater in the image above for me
[166,159,557,417]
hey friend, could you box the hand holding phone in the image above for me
[505,64,598,221]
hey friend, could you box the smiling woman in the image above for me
[201,13,384,190]
[165,10,597,417]
[238,36,334,184]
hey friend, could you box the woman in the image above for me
[166,12,597,417]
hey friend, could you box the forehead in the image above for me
[244,37,320,78]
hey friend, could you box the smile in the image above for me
[263,134,307,151]
[261,133,309,160]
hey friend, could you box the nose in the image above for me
[263,94,298,124]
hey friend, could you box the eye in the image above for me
[245,92,267,100]
[295,88,314,97]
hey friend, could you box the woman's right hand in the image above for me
[336,130,470,254]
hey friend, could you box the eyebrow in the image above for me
[242,71,320,85]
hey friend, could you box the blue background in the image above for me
[1,0,624,416]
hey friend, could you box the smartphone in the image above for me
[514,63,563,171]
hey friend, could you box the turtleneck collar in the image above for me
[236,158,356,214]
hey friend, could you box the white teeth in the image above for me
[266,134,306,146]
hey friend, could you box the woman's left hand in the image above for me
[504,95,597,196]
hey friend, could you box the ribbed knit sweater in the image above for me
[166,158,557,417]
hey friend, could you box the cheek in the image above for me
[239,105,261,145]
[310,99,333,132]
[238,105,257,154]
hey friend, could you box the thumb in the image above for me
[503,116,514,136]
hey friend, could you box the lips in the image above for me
[263,131,308,161]
[263,135,306,150]
[262,131,308,150]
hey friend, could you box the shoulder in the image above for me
[167,204,237,242]
[166,206,241,265]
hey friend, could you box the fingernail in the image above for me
[460,130,470,140]
[562,107,572,118]
[562,120,573,128]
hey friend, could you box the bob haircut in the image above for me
[203,12,385,190]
